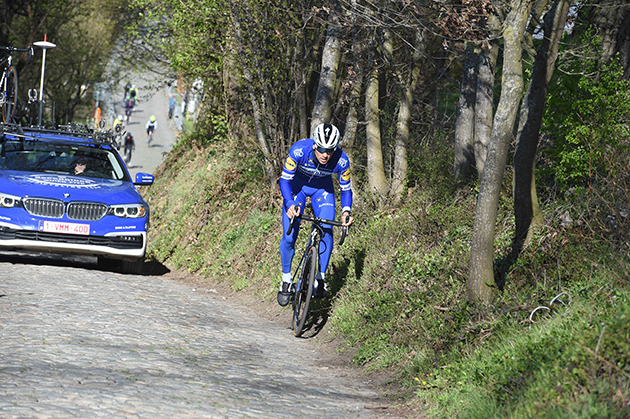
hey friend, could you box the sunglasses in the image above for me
[316,146,335,155]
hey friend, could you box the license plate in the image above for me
[38,220,90,235]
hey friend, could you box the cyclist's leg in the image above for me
[278,188,306,306]
[309,184,335,295]
[279,189,306,276]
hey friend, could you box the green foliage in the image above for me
[4,0,126,123]
[544,57,630,188]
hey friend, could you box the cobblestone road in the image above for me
[0,255,391,418]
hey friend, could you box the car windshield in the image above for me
[0,138,128,181]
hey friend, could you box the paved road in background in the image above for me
[111,79,180,179]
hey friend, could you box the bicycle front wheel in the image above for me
[292,245,317,337]
[2,66,18,123]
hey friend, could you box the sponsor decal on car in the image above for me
[115,225,138,230]
[27,174,101,189]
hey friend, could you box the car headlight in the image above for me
[0,192,21,208]
[109,204,147,218]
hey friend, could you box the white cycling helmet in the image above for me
[117,114,123,121]
[312,123,340,150]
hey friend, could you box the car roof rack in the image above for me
[0,122,120,146]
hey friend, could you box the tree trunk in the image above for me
[469,0,533,305]
[229,1,276,186]
[453,42,479,183]
[341,0,363,163]
[513,0,570,256]
[365,48,388,203]
[295,36,309,140]
[310,0,341,130]
[392,30,424,204]
[590,0,630,78]
[473,20,500,176]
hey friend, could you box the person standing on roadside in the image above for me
[168,94,176,119]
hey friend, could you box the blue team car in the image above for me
[0,124,154,274]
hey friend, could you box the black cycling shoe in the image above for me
[313,280,327,299]
[277,282,292,307]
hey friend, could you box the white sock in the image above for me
[314,272,326,290]
[279,272,292,291]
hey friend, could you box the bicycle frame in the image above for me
[0,55,13,105]
[291,222,323,284]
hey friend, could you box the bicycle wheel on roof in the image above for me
[2,66,17,123]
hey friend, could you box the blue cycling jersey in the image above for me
[279,138,352,212]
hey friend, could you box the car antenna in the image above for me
[33,34,56,127]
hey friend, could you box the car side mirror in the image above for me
[134,172,154,185]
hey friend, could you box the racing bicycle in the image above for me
[286,211,348,337]
[124,147,132,164]
[0,45,33,123]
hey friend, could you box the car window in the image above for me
[0,139,129,181]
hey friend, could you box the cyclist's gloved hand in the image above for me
[286,205,301,220]
[342,210,353,227]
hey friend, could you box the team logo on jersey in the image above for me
[293,148,304,158]
[341,168,351,181]
[339,157,348,168]
[285,156,297,171]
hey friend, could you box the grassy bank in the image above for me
[143,135,630,418]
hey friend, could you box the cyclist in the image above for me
[127,84,138,102]
[146,115,157,143]
[123,81,131,101]
[123,132,135,163]
[113,114,123,130]
[124,99,134,123]
[277,123,353,307]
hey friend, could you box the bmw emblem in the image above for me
[63,193,70,198]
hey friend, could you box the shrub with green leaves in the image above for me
[543,58,630,188]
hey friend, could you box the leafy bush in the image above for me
[543,58,630,188]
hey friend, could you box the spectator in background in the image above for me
[168,94,176,119]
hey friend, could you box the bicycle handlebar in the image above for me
[287,214,349,246]
[0,46,33,52]
[0,45,35,64]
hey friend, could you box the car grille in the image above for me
[23,198,108,221]
[67,202,108,221]
[0,226,144,249]
[23,198,65,218]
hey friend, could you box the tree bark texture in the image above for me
[513,0,570,255]
[469,0,533,305]
[453,42,479,183]
[310,0,341,130]
[392,30,425,204]
[473,38,499,176]
[340,0,362,161]
[365,58,388,203]
[591,0,630,77]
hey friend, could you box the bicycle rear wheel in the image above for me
[292,245,317,337]
[2,67,18,123]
